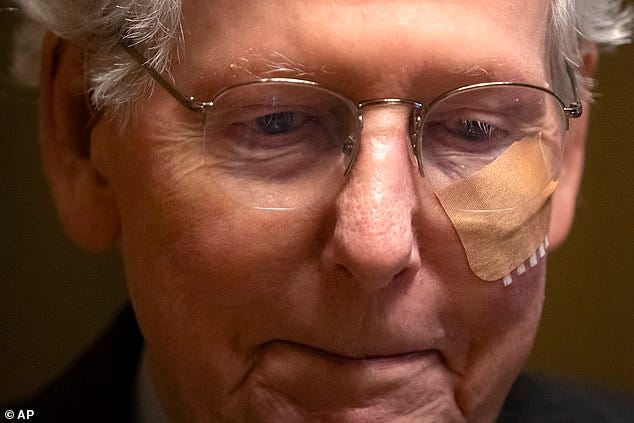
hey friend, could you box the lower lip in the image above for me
[252,341,446,409]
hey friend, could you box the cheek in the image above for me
[108,117,311,302]
[465,261,545,330]
[107,122,327,334]
[461,260,545,366]
[451,260,546,418]
[117,160,321,312]
[108,131,335,414]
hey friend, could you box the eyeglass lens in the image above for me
[199,82,567,210]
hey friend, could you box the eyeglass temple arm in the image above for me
[119,41,212,112]
[563,62,583,119]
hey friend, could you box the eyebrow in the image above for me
[448,58,546,86]
[226,54,542,86]
[450,64,490,78]
[226,51,327,80]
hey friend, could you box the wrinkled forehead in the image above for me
[174,0,552,96]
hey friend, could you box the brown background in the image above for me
[1,5,632,404]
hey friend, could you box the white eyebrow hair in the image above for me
[228,51,328,79]
[447,60,543,85]
[451,64,490,77]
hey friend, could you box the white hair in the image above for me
[548,0,633,102]
[12,0,183,119]
[10,0,633,121]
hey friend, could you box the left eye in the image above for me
[458,119,496,141]
[256,111,302,135]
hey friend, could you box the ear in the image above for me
[39,32,120,250]
[548,43,599,250]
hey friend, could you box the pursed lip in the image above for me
[262,339,441,365]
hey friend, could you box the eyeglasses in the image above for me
[121,42,582,210]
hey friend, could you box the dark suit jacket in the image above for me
[7,305,633,422]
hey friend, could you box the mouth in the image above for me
[256,339,445,382]
[271,339,438,364]
[236,339,457,418]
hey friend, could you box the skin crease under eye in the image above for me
[82,1,561,422]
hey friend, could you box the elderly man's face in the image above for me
[72,0,569,421]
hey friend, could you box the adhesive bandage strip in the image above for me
[436,136,557,282]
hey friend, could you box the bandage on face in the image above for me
[419,85,567,282]
[435,137,558,281]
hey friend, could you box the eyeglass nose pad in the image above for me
[409,108,426,178]
[343,114,363,177]
[342,135,357,176]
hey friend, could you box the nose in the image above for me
[322,106,421,291]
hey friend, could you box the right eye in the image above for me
[255,111,301,135]
[204,104,346,163]
[231,108,321,149]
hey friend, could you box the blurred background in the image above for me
[1,3,633,404]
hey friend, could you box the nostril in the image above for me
[335,263,353,279]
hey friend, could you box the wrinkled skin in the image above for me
[41,0,592,421]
